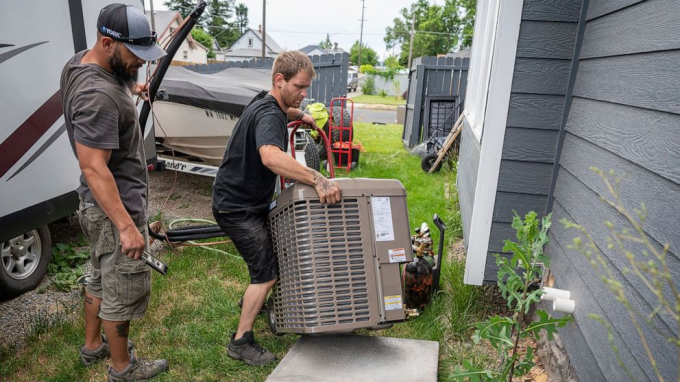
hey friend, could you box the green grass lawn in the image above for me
[351,94,406,106]
[0,123,495,382]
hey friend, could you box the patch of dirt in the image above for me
[148,170,215,223]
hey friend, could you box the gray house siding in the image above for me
[547,0,680,380]
[482,0,580,282]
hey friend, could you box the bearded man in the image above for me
[212,50,341,366]
[60,4,168,381]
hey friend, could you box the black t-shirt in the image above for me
[212,94,288,213]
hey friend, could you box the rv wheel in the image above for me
[0,226,52,298]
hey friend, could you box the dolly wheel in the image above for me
[421,153,442,172]
[266,296,284,336]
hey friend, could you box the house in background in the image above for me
[145,10,209,64]
[299,44,346,56]
[299,45,326,56]
[212,40,226,61]
[458,0,679,380]
[223,26,281,62]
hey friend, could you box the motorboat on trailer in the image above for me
[154,66,272,166]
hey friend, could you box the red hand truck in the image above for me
[329,97,354,173]
[280,120,334,191]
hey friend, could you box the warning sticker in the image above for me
[384,295,403,311]
[388,248,407,263]
[371,197,395,242]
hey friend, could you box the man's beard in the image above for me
[282,91,303,109]
[108,47,138,90]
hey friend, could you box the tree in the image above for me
[234,3,249,35]
[191,28,215,59]
[165,0,241,49]
[319,34,334,51]
[384,55,403,70]
[384,0,476,66]
[459,0,476,48]
[349,41,378,66]
[163,0,196,18]
[205,0,238,49]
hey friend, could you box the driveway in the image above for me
[352,107,397,125]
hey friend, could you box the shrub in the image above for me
[378,89,388,97]
[359,64,374,74]
[452,212,572,381]
[361,75,376,95]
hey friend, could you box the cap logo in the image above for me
[101,26,122,38]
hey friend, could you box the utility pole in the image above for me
[149,0,156,31]
[262,0,266,59]
[357,0,365,67]
[407,11,415,70]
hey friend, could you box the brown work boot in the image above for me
[80,333,134,366]
[227,331,277,366]
[107,349,169,382]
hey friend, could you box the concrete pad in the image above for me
[266,334,439,382]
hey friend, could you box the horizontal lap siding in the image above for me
[484,0,579,282]
[547,0,680,380]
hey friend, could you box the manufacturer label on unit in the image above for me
[371,197,395,241]
[269,199,277,211]
[388,248,407,263]
[384,295,403,311]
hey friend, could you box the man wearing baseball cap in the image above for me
[60,4,167,381]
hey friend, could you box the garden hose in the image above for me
[165,218,240,260]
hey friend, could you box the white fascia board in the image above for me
[464,0,524,285]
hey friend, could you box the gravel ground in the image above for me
[0,169,217,350]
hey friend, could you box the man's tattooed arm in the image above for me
[306,168,341,204]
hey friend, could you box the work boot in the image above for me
[107,349,169,382]
[80,333,134,366]
[227,331,277,366]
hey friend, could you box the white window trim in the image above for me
[464,0,523,285]
[248,37,253,47]
[464,0,502,143]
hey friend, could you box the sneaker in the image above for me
[80,333,134,366]
[227,331,277,366]
[107,349,169,382]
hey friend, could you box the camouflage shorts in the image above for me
[77,199,151,321]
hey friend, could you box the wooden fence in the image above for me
[182,53,349,106]
[402,56,469,147]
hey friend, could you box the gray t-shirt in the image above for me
[60,50,147,226]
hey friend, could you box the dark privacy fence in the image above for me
[402,56,469,147]
[183,53,349,106]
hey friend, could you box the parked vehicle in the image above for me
[347,70,359,92]
[0,0,155,298]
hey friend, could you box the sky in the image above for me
[144,0,427,60]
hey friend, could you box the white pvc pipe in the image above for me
[553,297,576,314]
[541,287,571,301]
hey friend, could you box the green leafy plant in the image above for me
[359,64,374,74]
[361,75,376,95]
[378,89,388,98]
[49,243,88,292]
[562,168,678,382]
[392,79,402,100]
[452,212,572,381]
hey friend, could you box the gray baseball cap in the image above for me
[97,4,167,61]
